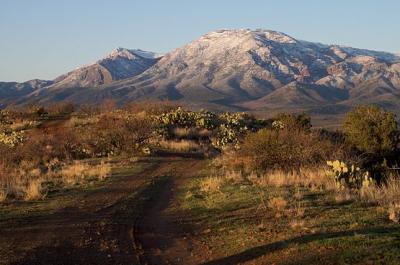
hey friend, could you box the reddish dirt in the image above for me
[0,157,210,265]
[135,159,210,265]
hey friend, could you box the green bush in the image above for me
[343,105,398,156]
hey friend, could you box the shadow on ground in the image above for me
[201,226,400,265]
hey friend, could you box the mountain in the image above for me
[102,29,399,113]
[51,48,162,88]
[2,48,161,106]
[3,29,400,114]
[0,79,53,107]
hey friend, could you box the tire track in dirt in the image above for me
[1,157,207,265]
[134,158,210,265]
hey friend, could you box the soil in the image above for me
[0,157,211,265]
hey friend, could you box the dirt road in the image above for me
[0,157,209,265]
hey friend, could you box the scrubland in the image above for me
[1,102,400,264]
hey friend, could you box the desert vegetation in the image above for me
[1,102,400,264]
[1,103,400,213]
[193,105,400,224]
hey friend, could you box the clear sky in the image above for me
[1,0,399,82]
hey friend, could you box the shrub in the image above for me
[78,112,154,156]
[239,128,337,171]
[155,107,268,149]
[213,112,267,149]
[47,102,75,116]
[0,131,24,147]
[343,105,398,156]
[274,112,312,131]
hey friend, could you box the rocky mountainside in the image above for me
[0,79,53,107]
[3,29,400,114]
[103,29,400,112]
[51,48,162,88]
[2,48,161,106]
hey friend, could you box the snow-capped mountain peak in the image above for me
[107,48,162,60]
[48,47,161,89]
[3,28,400,115]
[252,29,297,44]
[202,29,297,44]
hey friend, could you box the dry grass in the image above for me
[249,168,335,190]
[66,116,99,127]
[159,140,200,152]
[0,160,111,202]
[388,203,400,223]
[199,170,245,195]
[293,187,303,200]
[224,171,244,182]
[9,120,41,131]
[60,160,111,185]
[23,179,45,201]
[289,219,306,229]
[359,176,400,222]
[0,175,46,202]
[289,202,305,218]
[199,177,227,193]
[359,177,400,205]
[0,188,6,202]
[172,127,196,138]
[334,189,355,203]
[60,162,88,185]
[172,127,212,139]
[267,196,288,212]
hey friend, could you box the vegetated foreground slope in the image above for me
[13,29,400,115]
[2,156,400,265]
[1,105,400,264]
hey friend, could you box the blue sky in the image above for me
[1,0,399,82]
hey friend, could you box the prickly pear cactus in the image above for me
[326,160,369,189]
[0,131,24,147]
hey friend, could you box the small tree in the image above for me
[343,105,398,156]
[275,112,312,131]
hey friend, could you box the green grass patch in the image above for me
[178,173,400,264]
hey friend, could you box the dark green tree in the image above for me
[343,105,398,156]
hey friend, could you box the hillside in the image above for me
[2,29,400,115]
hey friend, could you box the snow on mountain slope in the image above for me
[49,48,161,89]
[0,79,53,106]
[5,29,400,113]
[99,29,400,111]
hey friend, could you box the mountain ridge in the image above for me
[2,29,400,115]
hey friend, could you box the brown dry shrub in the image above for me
[238,128,343,171]
[77,113,154,157]
[123,100,180,115]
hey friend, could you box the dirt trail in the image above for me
[135,159,209,265]
[0,157,209,265]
